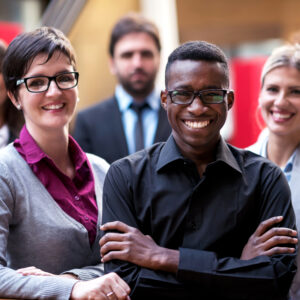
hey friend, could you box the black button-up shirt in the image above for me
[102,136,297,300]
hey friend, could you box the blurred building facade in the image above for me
[1,0,300,147]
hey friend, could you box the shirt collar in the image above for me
[15,125,87,170]
[156,135,241,174]
[156,135,183,171]
[115,84,160,112]
[282,149,297,173]
[215,138,242,173]
[16,126,47,163]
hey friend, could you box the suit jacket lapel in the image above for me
[110,96,129,157]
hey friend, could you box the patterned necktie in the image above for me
[131,102,148,152]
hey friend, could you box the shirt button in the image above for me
[191,221,197,230]
[74,195,80,201]
[84,216,89,221]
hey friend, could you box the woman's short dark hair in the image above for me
[165,41,230,88]
[0,39,24,138]
[0,39,7,65]
[109,12,161,57]
[2,26,77,99]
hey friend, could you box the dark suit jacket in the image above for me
[72,96,171,164]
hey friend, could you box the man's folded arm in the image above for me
[101,163,297,299]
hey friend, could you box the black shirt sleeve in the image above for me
[102,158,297,300]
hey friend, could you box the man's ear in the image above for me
[160,90,167,110]
[108,56,116,75]
[227,90,234,110]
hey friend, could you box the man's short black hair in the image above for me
[109,12,161,57]
[165,41,229,88]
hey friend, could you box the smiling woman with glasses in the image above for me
[0,27,130,300]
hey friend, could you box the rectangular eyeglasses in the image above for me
[16,71,79,93]
[167,89,229,105]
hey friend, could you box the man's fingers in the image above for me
[260,227,297,243]
[100,240,126,256]
[100,232,130,247]
[264,246,296,256]
[101,221,132,233]
[101,250,128,263]
[101,221,139,237]
[254,216,283,236]
[263,236,298,250]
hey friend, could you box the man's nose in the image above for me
[187,95,208,114]
[132,53,143,67]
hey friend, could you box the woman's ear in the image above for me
[7,91,21,110]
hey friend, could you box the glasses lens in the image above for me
[201,90,225,103]
[26,77,49,92]
[170,90,193,104]
[56,72,78,90]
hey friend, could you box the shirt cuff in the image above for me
[177,247,215,285]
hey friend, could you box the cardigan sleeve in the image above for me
[0,161,78,299]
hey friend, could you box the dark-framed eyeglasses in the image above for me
[166,89,229,105]
[16,71,79,93]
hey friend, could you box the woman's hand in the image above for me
[241,216,298,260]
[16,266,54,276]
[70,272,130,300]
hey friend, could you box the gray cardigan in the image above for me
[0,144,109,299]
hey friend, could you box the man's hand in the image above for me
[70,272,130,300]
[240,216,298,260]
[100,221,179,273]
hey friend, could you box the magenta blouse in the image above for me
[14,126,98,245]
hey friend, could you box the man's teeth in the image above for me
[43,104,64,110]
[273,112,291,119]
[185,120,210,128]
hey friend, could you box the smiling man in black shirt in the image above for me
[100,41,297,300]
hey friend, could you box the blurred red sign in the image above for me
[0,21,23,44]
[228,57,267,148]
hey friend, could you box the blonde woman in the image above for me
[247,43,300,299]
